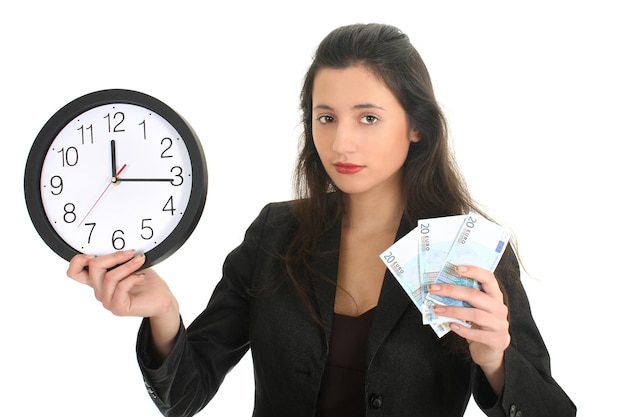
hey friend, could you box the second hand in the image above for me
[77,164,127,227]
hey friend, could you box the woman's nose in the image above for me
[332,122,356,153]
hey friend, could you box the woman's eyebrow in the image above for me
[313,104,333,111]
[312,103,386,111]
[353,103,385,110]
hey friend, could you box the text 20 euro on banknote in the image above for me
[426,212,511,308]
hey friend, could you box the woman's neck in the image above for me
[342,188,404,234]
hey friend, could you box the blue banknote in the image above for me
[379,226,423,312]
[381,212,510,338]
[417,215,465,311]
[417,215,473,335]
[426,212,511,308]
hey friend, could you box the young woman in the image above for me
[67,23,576,416]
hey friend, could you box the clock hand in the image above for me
[116,177,173,183]
[114,162,173,182]
[110,140,117,179]
[78,163,127,227]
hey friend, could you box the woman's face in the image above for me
[312,65,419,198]
[312,66,419,198]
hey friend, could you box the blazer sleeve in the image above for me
[472,247,577,417]
[135,203,274,417]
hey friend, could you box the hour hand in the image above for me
[110,140,117,178]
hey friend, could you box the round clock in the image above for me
[24,89,208,268]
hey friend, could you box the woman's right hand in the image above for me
[67,250,181,357]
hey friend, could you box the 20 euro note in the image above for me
[379,226,424,313]
[417,215,470,333]
[426,212,511,309]
[417,215,464,310]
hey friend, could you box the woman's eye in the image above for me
[361,115,379,125]
[317,115,334,124]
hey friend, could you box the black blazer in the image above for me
[137,201,576,417]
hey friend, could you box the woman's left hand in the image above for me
[429,265,510,394]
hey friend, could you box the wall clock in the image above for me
[24,89,208,268]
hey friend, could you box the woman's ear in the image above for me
[409,128,421,143]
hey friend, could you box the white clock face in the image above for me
[39,102,194,256]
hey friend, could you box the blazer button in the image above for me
[369,393,383,409]
[509,404,522,417]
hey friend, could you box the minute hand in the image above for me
[116,177,173,182]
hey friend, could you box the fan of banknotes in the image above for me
[379,212,511,337]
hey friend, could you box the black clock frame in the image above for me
[24,89,208,268]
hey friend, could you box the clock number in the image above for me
[63,203,77,223]
[77,124,94,144]
[112,229,126,250]
[84,222,96,243]
[58,146,79,167]
[49,175,63,195]
[171,166,183,186]
[162,196,175,215]
[104,112,125,133]
[161,137,173,158]
[141,218,154,240]
[139,120,147,139]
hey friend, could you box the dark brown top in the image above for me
[316,307,377,417]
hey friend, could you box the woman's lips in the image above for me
[333,162,364,174]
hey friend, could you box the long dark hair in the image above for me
[286,23,508,336]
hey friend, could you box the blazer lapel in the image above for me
[367,219,414,362]
[308,220,342,348]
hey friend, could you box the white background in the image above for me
[2,1,623,416]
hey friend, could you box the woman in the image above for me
[67,23,576,416]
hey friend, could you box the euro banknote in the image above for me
[426,212,511,308]
[379,226,424,312]
[417,215,465,311]
[381,212,511,338]
[418,215,471,331]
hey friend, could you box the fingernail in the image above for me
[456,266,468,273]
[434,305,446,314]
[429,284,441,292]
[133,253,145,263]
